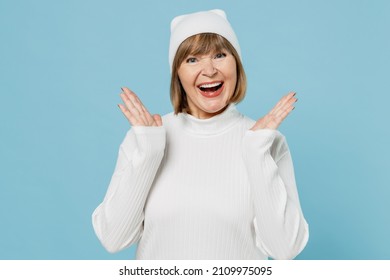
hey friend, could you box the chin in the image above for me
[204,103,228,114]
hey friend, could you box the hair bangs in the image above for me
[180,33,230,61]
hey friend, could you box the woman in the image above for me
[92,9,309,260]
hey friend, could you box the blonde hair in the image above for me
[170,33,246,114]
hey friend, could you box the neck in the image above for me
[177,103,242,136]
[187,105,230,119]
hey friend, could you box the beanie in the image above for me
[169,9,241,72]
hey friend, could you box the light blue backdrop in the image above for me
[1,0,389,259]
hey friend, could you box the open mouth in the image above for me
[197,82,224,93]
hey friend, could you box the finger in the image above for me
[121,88,149,125]
[153,114,162,126]
[275,91,294,107]
[274,103,294,120]
[273,104,295,125]
[278,91,296,107]
[258,92,297,130]
[121,92,150,126]
[134,94,155,125]
[272,95,297,118]
[120,92,142,123]
[122,88,153,126]
[265,114,284,130]
[268,99,283,116]
[118,103,139,126]
[269,92,296,114]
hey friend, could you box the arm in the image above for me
[242,129,309,259]
[92,126,166,253]
[92,87,165,253]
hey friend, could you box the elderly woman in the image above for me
[92,9,309,260]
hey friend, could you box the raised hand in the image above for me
[118,87,162,127]
[250,92,297,131]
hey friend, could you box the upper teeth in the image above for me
[200,82,222,89]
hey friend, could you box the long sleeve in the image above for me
[92,126,166,253]
[242,129,309,260]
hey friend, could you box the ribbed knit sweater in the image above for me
[92,104,309,260]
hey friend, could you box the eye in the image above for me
[214,53,227,59]
[186,57,197,64]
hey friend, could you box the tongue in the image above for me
[201,83,223,92]
[203,86,218,92]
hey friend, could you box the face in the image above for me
[177,50,237,119]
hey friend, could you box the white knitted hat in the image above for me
[169,9,241,71]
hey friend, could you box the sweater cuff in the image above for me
[243,129,279,152]
[127,126,166,154]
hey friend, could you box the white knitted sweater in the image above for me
[92,104,309,259]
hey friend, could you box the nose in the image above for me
[201,58,217,77]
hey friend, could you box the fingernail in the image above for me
[121,87,124,92]
[293,92,297,96]
[292,107,295,110]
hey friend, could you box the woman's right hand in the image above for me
[118,87,162,127]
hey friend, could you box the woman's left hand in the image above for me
[250,92,297,131]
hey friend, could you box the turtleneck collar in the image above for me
[177,103,242,136]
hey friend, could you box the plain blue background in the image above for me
[1,0,389,259]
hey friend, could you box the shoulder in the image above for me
[161,111,178,128]
[160,112,184,137]
[161,111,175,122]
[240,114,256,130]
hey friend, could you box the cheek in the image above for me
[225,69,237,89]
[223,59,237,85]
[230,70,237,83]
[178,69,195,89]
